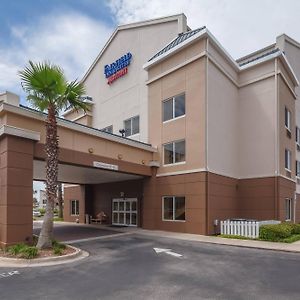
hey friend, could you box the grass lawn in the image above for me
[219,234,300,243]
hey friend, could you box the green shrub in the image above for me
[7,244,38,259]
[19,246,38,259]
[52,240,66,250]
[259,223,293,241]
[53,246,63,255]
[8,243,27,255]
[291,223,300,235]
[53,217,63,222]
[39,208,46,216]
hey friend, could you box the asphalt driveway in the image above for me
[33,221,122,242]
[1,232,300,299]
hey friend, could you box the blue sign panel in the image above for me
[104,52,132,84]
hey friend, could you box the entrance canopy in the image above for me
[0,102,158,246]
[33,160,143,184]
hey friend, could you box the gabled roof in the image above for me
[148,27,206,62]
[81,14,187,83]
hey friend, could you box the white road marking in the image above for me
[0,271,20,278]
[153,247,183,258]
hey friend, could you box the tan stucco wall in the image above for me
[207,60,239,178]
[239,76,276,178]
[148,56,206,175]
[83,20,182,142]
[278,75,296,178]
[3,111,154,167]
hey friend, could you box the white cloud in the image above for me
[0,11,113,96]
[107,0,300,58]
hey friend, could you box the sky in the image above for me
[1,0,300,102]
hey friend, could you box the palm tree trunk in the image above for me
[57,182,63,219]
[37,104,58,249]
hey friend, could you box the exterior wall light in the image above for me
[88,148,94,154]
[118,154,123,160]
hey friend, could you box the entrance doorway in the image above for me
[112,198,137,226]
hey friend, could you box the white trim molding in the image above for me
[0,125,40,141]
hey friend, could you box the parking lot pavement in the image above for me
[33,222,122,242]
[1,233,300,300]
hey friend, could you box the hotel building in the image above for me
[1,14,300,245]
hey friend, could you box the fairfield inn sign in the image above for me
[104,52,132,85]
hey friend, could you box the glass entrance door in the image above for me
[112,198,137,226]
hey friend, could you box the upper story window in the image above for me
[285,107,291,132]
[285,149,291,171]
[296,160,300,177]
[296,127,300,146]
[162,93,185,122]
[124,116,139,137]
[102,125,113,134]
[163,140,185,165]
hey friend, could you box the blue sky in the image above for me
[1,0,300,105]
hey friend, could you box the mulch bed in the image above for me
[0,245,76,259]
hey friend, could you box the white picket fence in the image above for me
[220,219,281,239]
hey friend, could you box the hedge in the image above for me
[259,223,292,241]
[259,223,300,242]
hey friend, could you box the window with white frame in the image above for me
[162,93,185,122]
[285,149,291,171]
[70,200,79,216]
[162,196,185,221]
[285,198,292,221]
[296,127,300,145]
[296,160,300,177]
[124,116,139,137]
[285,107,291,131]
[163,140,185,165]
[102,125,113,134]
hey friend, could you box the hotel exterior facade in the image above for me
[1,14,300,245]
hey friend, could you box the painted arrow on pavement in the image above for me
[153,248,183,258]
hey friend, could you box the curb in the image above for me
[135,231,300,254]
[0,245,89,268]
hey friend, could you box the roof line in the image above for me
[236,43,276,63]
[144,27,240,71]
[80,14,187,83]
[0,103,156,152]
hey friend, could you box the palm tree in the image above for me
[19,61,88,249]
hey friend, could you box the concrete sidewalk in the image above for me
[134,229,300,253]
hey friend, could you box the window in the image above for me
[296,127,300,146]
[285,149,291,171]
[162,93,185,122]
[163,196,185,221]
[102,125,113,134]
[163,140,185,165]
[70,200,79,216]
[285,107,291,131]
[285,198,292,221]
[296,161,300,177]
[124,116,139,137]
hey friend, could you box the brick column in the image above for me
[0,135,35,247]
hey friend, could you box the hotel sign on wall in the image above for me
[104,52,132,85]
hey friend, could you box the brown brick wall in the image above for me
[143,171,207,234]
[63,185,86,223]
[0,136,34,247]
